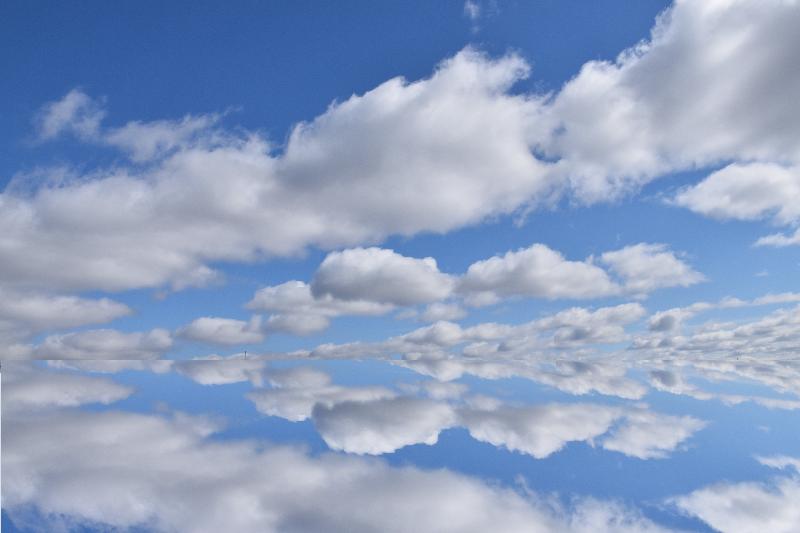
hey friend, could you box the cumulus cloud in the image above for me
[459,244,619,301]
[674,163,800,225]
[674,163,800,247]
[538,0,800,201]
[247,280,393,335]
[599,244,704,295]
[247,366,395,422]
[173,358,267,385]
[2,362,133,411]
[8,49,547,295]
[0,289,132,352]
[460,403,622,458]
[674,476,800,533]
[313,397,457,454]
[10,0,800,299]
[2,397,673,533]
[0,290,130,334]
[312,247,455,306]
[29,328,173,359]
[245,365,701,459]
[242,242,692,338]
[419,302,468,322]
[599,410,706,459]
[179,316,265,345]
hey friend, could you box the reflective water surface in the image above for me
[3,356,799,532]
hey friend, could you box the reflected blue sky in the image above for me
[3,358,799,532]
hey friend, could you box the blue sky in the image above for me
[2,0,800,531]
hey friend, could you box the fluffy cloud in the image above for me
[179,316,265,345]
[460,403,622,458]
[248,365,700,459]
[247,280,393,335]
[8,49,547,294]
[35,88,105,140]
[242,242,691,339]
[0,290,130,334]
[173,358,267,385]
[11,0,800,301]
[538,0,800,202]
[674,163,800,247]
[29,328,173,359]
[674,470,800,533]
[599,410,706,459]
[599,244,704,295]
[674,163,800,225]
[313,397,457,454]
[2,362,133,411]
[312,247,455,306]
[3,401,672,533]
[248,366,395,422]
[459,244,619,301]
[419,302,468,322]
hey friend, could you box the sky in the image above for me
[2,0,800,532]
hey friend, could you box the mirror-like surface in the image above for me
[3,357,799,532]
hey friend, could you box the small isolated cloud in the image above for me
[464,0,480,22]
[35,88,105,140]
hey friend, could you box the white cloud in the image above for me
[419,302,467,322]
[674,163,800,247]
[0,290,130,332]
[755,227,800,248]
[0,289,132,349]
[2,395,673,533]
[35,88,105,140]
[12,0,800,302]
[2,362,133,411]
[674,163,800,225]
[173,358,267,385]
[459,244,620,301]
[9,49,547,294]
[248,366,395,422]
[179,316,265,345]
[538,0,800,202]
[247,280,393,335]
[674,477,800,533]
[757,455,800,473]
[464,0,480,22]
[104,114,223,162]
[460,403,622,458]
[313,397,457,454]
[600,244,704,294]
[30,328,173,359]
[600,410,706,459]
[312,247,455,306]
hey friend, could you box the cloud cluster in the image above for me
[3,363,678,533]
[234,242,698,342]
[243,364,704,459]
[13,0,796,299]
